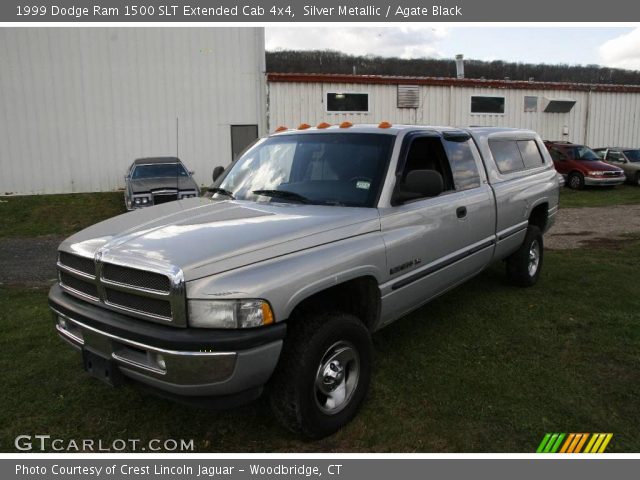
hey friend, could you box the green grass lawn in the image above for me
[0,192,126,238]
[559,184,640,208]
[2,239,638,453]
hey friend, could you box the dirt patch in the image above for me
[0,235,63,287]
[546,204,640,250]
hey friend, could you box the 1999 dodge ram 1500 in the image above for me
[50,124,559,438]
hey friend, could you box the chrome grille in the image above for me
[104,288,172,319]
[56,250,185,326]
[102,263,171,292]
[59,271,99,300]
[59,252,95,276]
[603,171,622,177]
[153,193,178,205]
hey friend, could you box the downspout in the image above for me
[583,88,592,145]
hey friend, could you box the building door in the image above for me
[231,125,259,162]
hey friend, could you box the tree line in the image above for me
[266,50,640,85]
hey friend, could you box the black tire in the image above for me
[567,172,584,190]
[635,172,640,187]
[269,312,372,439]
[506,225,544,287]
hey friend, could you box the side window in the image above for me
[517,140,544,168]
[608,151,623,161]
[548,147,565,161]
[489,140,525,173]
[442,139,481,191]
[401,137,455,193]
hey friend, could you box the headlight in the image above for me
[133,196,151,205]
[188,299,275,328]
[588,171,604,176]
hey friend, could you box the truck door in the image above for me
[378,132,496,326]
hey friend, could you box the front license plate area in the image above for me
[82,349,124,387]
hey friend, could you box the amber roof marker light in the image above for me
[378,121,393,129]
[274,126,288,133]
[339,121,353,128]
[298,123,311,130]
[316,122,332,129]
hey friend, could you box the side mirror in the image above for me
[395,170,444,204]
[212,166,225,182]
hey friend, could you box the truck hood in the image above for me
[129,176,198,193]
[60,199,381,281]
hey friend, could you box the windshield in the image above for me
[568,146,600,161]
[132,163,188,179]
[215,133,395,207]
[623,150,640,162]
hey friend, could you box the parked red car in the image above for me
[544,141,626,189]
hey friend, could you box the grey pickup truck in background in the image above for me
[49,124,560,438]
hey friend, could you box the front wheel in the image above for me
[506,225,544,287]
[568,172,584,190]
[269,312,372,439]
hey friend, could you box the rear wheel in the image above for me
[269,312,372,439]
[568,172,584,190]
[635,172,640,187]
[506,225,543,287]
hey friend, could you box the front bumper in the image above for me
[584,176,625,186]
[49,284,285,399]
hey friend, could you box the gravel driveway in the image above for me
[1,204,639,286]
[546,204,640,250]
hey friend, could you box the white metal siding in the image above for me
[0,28,266,195]
[269,81,640,148]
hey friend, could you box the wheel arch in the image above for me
[286,275,381,331]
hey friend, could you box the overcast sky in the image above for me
[266,27,640,70]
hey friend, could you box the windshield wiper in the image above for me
[207,187,235,199]
[252,189,310,204]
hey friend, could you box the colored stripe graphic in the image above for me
[537,433,613,453]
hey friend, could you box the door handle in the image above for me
[456,206,467,219]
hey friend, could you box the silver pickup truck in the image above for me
[49,124,559,438]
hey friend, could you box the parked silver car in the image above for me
[124,157,199,210]
[594,148,640,186]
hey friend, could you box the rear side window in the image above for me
[518,140,544,168]
[490,139,544,174]
[442,139,481,191]
[489,140,525,173]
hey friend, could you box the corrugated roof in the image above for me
[267,73,640,94]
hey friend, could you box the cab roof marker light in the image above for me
[274,126,288,133]
[298,123,311,130]
[317,122,332,129]
[378,121,393,129]
[339,121,353,129]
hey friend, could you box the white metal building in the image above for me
[267,73,640,148]
[0,28,266,195]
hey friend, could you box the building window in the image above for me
[326,92,369,113]
[524,96,538,113]
[470,95,505,114]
